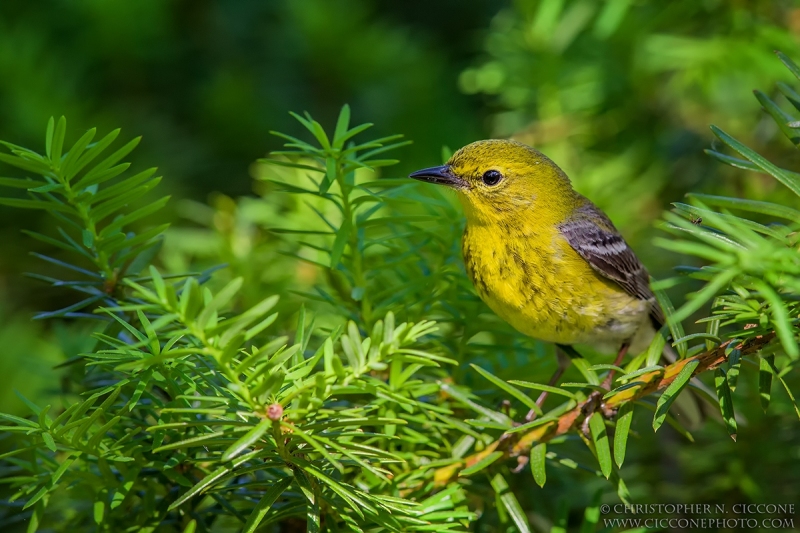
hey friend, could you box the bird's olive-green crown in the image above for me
[446,139,580,224]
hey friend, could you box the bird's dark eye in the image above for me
[482,169,503,186]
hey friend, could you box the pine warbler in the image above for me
[410,140,663,387]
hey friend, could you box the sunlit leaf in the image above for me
[588,413,611,479]
[491,473,531,533]
[613,403,634,468]
[459,451,504,476]
[653,359,699,432]
[471,364,539,412]
[711,125,800,197]
[530,443,546,488]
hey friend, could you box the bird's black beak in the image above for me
[408,165,467,189]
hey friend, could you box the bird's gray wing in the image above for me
[558,201,665,328]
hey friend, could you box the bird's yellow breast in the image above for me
[462,221,651,352]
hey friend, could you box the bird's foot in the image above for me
[512,455,529,474]
[499,399,513,417]
[580,391,601,436]
[580,390,617,436]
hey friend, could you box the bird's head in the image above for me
[409,139,578,225]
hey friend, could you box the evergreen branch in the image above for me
[433,331,776,486]
[0,117,170,311]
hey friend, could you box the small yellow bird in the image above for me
[410,139,664,413]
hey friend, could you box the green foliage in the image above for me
[587,413,611,480]
[460,0,799,239]
[1,60,800,530]
[612,403,632,468]
[0,115,480,531]
[2,3,800,531]
[0,117,168,319]
[652,359,698,432]
[258,105,415,324]
[0,107,691,532]
[654,53,800,427]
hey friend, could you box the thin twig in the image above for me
[433,332,775,486]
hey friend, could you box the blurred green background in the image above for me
[1,0,800,530]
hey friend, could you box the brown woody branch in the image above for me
[433,332,775,486]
